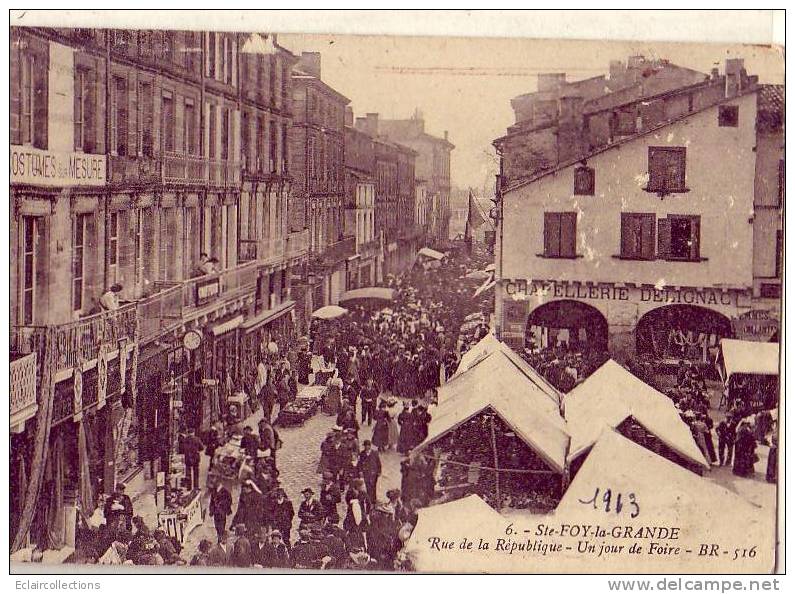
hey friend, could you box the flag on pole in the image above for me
[464,190,486,242]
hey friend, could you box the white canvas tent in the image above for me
[402,432,773,573]
[418,351,569,474]
[718,338,780,380]
[453,333,561,407]
[564,360,709,470]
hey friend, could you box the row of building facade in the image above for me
[493,56,783,364]
[9,27,454,553]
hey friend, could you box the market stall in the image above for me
[275,385,326,427]
[210,433,246,482]
[717,339,780,411]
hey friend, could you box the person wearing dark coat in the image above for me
[766,431,778,483]
[733,423,758,477]
[319,473,342,524]
[207,530,231,566]
[343,478,371,550]
[231,524,254,567]
[357,440,382,504]
[371,402,391,452]
[366,502,399,569]
[241,426,259,459]
[412,405,432,447]
[361,379,378,426]
[397,405,414,454]
[260,530,291,568]
[291,529,325,569]
[104,483,134,531]
[233,481,264,535]
[209,483,232,542]
[269,489,295,547]
[716,418,736,466]
[179,429,204,491]
[297,488,323,531]
[320,524,348,569]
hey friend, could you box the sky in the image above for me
[278,34,783,194]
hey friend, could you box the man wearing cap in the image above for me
[357,440,382,504]
[104,482,134,531]
[297,487,322,531]
[319,472,342,525]
[259,529,290,568]
[269,489,295,548]
[209,481,233,542]
[179,428,204,491]
[291,529,324,569]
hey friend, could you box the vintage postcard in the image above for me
[7,9,783,577]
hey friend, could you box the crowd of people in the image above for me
[519,346,609,393]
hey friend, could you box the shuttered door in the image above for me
[641,214,656,260]
[560,212,577,258]
[657,217,671,260]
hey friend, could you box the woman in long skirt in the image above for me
[371,402,390,452]
[387,401,400,450]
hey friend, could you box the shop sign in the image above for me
[503,279,735,307]
[196,277,221,305]
[732,310,779,342]
[10,146,107,187]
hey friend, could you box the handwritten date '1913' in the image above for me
[578,487,640,518]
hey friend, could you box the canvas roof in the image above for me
[719,338,780,379]
[564,360,709,469]
[453,333,561,407]
[417,351,569,473]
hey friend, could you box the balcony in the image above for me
[320,235,357,267]
[10,352,38,433]
[108,154,162,186]
[238,239,258,263]
[162,152,208,186]
[11,303,138,376]
[136,261,259,343]
[209,160,242,188]
[286,230,310,260]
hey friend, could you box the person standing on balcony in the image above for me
[100,284,123,311]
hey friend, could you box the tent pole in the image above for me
[490,413,500,510]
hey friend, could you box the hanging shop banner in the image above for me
[97,344,110,410]
[73,367,84,422]
[118,339,129,395]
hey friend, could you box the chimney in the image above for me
[299,51,321,78]
[725,58,745,97]
[444,131,448,142]
[344,106,354,127]
[711,67,720,80]
[608,60,625,80]
[627,55,646,69]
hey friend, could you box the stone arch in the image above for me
[635,304,733,363]
[525,299,608,352]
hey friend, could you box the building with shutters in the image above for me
[494,59,782,366]
[10,26,308,555]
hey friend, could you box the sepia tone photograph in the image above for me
[7,9,784,576]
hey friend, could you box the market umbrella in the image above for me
[311,305,349,320]
[339,287,395,303]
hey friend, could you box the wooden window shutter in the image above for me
[128,72,137,156]
[33,50,49,149]
[657,217,671,260]
[560,212,577,257]
[689,216,701,261]
[73,70,82,151]
[85,68,97,153]
[118,210,136,293]
[10,39,21,145]
[641,214,656,260]
[648,148,664,190]
[118,78,128,156]
[620,213,633,257]
[85,214,98,307]
[544,213,558,256]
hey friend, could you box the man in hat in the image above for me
[259,529,290,568]
[231,523,253,568]
[104,482,134,531]
[241,426,259,459]
[208,481,233,542]
[269,488,295,547]
[357,440,382,504]
[298,487,322,531]
[291,528,324,569]
[179,428,204,491]
[319,472,342,525]
[207,529,231,566]
[361,377,379,426]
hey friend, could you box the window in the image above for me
[184,99,196,155]
[620,213,656,260]
[159,208,177,281]
[21,53,34,145]
[657,215,700,261]
[208,33,216,78]
[72,214,89,312]
[21,216,42,325]
[574,166,595,196]
[647,146,687,194]
[241,111,250,169]
[269,56,277,105]
[256,115,265,172]
[270,122,277,172]
[221,107,230,161]
[74,69,92,152]
[208,104,217,159]
[161,93,175,152]
[138,81,154,156]
[19,52,47,148]
[225,36,233,84]
[718,105,739,127]
[112,76,128,155]
[108,211,119,282]
[281,123,289,173]
[543,212,577,258]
